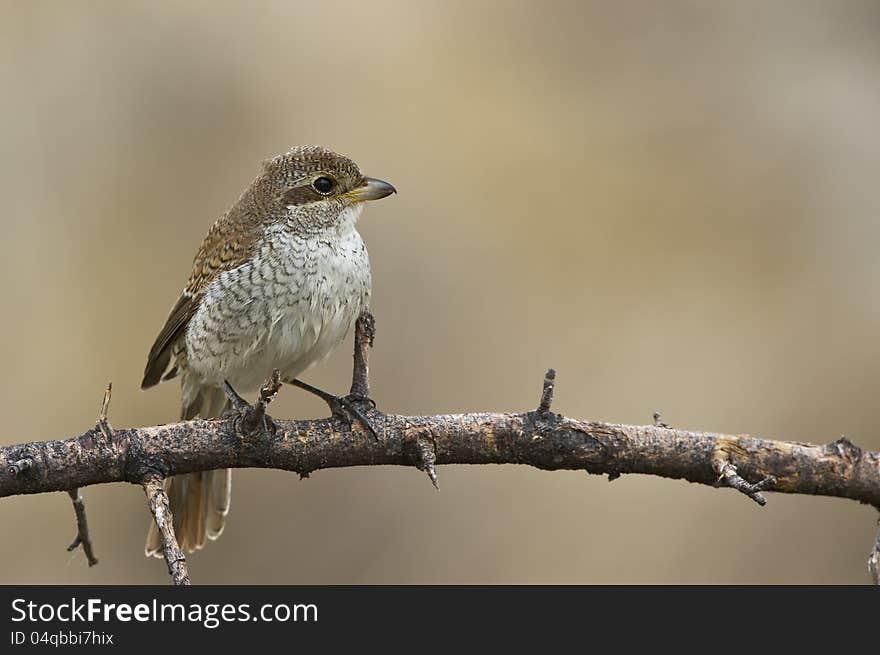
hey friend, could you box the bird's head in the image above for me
[258,145,395,231]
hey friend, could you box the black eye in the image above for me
[312,176,336,194]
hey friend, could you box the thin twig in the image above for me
[97,382,113,443]
[350,311,375,400]
[222,372,282,436]
[251,370,282,430]
[142,474,191,586]
[66,488,98,566]
[712,455,776,506]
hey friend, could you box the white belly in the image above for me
[183,206,371,391]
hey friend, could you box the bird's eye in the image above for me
[312,176,336,194]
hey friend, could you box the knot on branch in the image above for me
[8,457,34,476]
[533,421,608,473]
[826,436,863,462]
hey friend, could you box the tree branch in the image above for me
[1,311,878,583]
[3,385,879,566]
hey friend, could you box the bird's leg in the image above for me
[286,377,379,440]
[285,310,380,438]
[221,380,250,413]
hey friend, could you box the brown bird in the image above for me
[141,146,395,556]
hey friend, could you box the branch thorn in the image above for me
[653,411,670,428]
[97,382,114,443]
[415,438,439,490]
[537,368,556,414]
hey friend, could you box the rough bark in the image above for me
[3,406,879,509]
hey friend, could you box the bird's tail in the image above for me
[145,384,231,557]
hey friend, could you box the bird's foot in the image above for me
[287,378,380,440]
[221,373,280,437]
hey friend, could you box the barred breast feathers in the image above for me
[182,203,370,391]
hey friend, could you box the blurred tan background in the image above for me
[1,0,879,584]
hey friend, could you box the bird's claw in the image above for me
[328,394,379,440]
[287,378,380,440]
[344,392,377,411]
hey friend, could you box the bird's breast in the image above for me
[184,211,371,390]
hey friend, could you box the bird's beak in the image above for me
[347,177,396,202]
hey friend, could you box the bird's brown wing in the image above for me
[141,292,195,389]
[141,202,267,390]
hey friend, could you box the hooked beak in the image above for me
[347,177,396,202]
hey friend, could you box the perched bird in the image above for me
[141,146,395,556]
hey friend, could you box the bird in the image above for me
[140,146,396,556]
